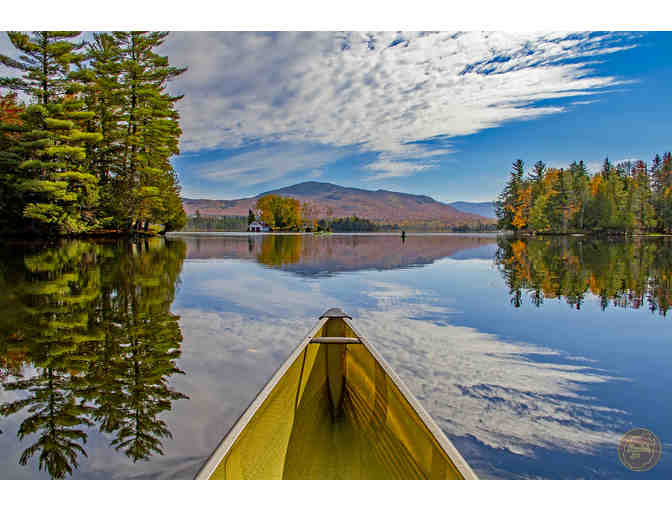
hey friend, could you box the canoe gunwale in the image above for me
[194,316,329,480]
[342,317,478,480]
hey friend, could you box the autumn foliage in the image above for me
[496,155,672,234]
[255,194,302,230]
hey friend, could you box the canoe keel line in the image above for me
[196,308,477,480]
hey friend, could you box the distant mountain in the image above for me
[183,181,495,227]
[447,201,497,219]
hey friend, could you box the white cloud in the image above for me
[198,144,348,188]
[162,31,634,180]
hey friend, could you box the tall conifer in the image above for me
[0,31,102,234]
[110,31,186,232]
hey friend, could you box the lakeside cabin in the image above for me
[249,221,270,233]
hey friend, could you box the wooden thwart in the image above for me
[309,336,361,344]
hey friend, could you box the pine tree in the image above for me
[549,168,570,233]
[529,160,545,188]
[568,161,590,230]
[496,159,525,231]
[69,33,127,231]
[248,209,256,226]
[109,31,186,232]
[601,156,612,178]
[0,32,102,235]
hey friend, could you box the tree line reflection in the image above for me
[0,238,187,478]
[496,236,672,314]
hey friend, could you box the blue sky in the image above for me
[4,30,672,203]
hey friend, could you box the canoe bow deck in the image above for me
[196,308,477,480]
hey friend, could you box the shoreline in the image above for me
[515,232,672,238]
[168,231,503,237]
[0,229,164,242]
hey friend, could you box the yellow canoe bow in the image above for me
[195,308,477,480]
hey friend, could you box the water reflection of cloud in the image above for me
[355,300,629,457]
[195,266,339,318]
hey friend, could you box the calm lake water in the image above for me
[1,233,671,479]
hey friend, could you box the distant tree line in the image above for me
[496,155,672,235]
[184,212,247,232]
[0,31,187,237]
[326,216,380,232]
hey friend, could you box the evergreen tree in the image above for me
[567,161,589,230]
[73,32,126,227]
[549,168,570,233]
[529,160,546,203]
[601,156,612,178]
[248,209,256,226]
[109,31,186,232]
[0,31,102,234]
[496,159,525,231]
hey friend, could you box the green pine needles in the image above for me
[0,31,187,236]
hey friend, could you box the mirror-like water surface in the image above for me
[1,234,671,479]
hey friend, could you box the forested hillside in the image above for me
[496,157,672,234]
[0,31,186,236]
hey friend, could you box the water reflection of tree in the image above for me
[93,238,188,462]
[257,235,302,266]
[496,237,672,314]
[0,241,102,478]
[0,238,187,478]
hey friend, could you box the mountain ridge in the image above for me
[183,181,496,226]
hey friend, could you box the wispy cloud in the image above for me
[178,143,350,197]
[200,144,347,187]
[163,31,635,181]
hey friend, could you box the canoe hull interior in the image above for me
[204,317,473,480]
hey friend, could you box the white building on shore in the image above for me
[249,221,270,232]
